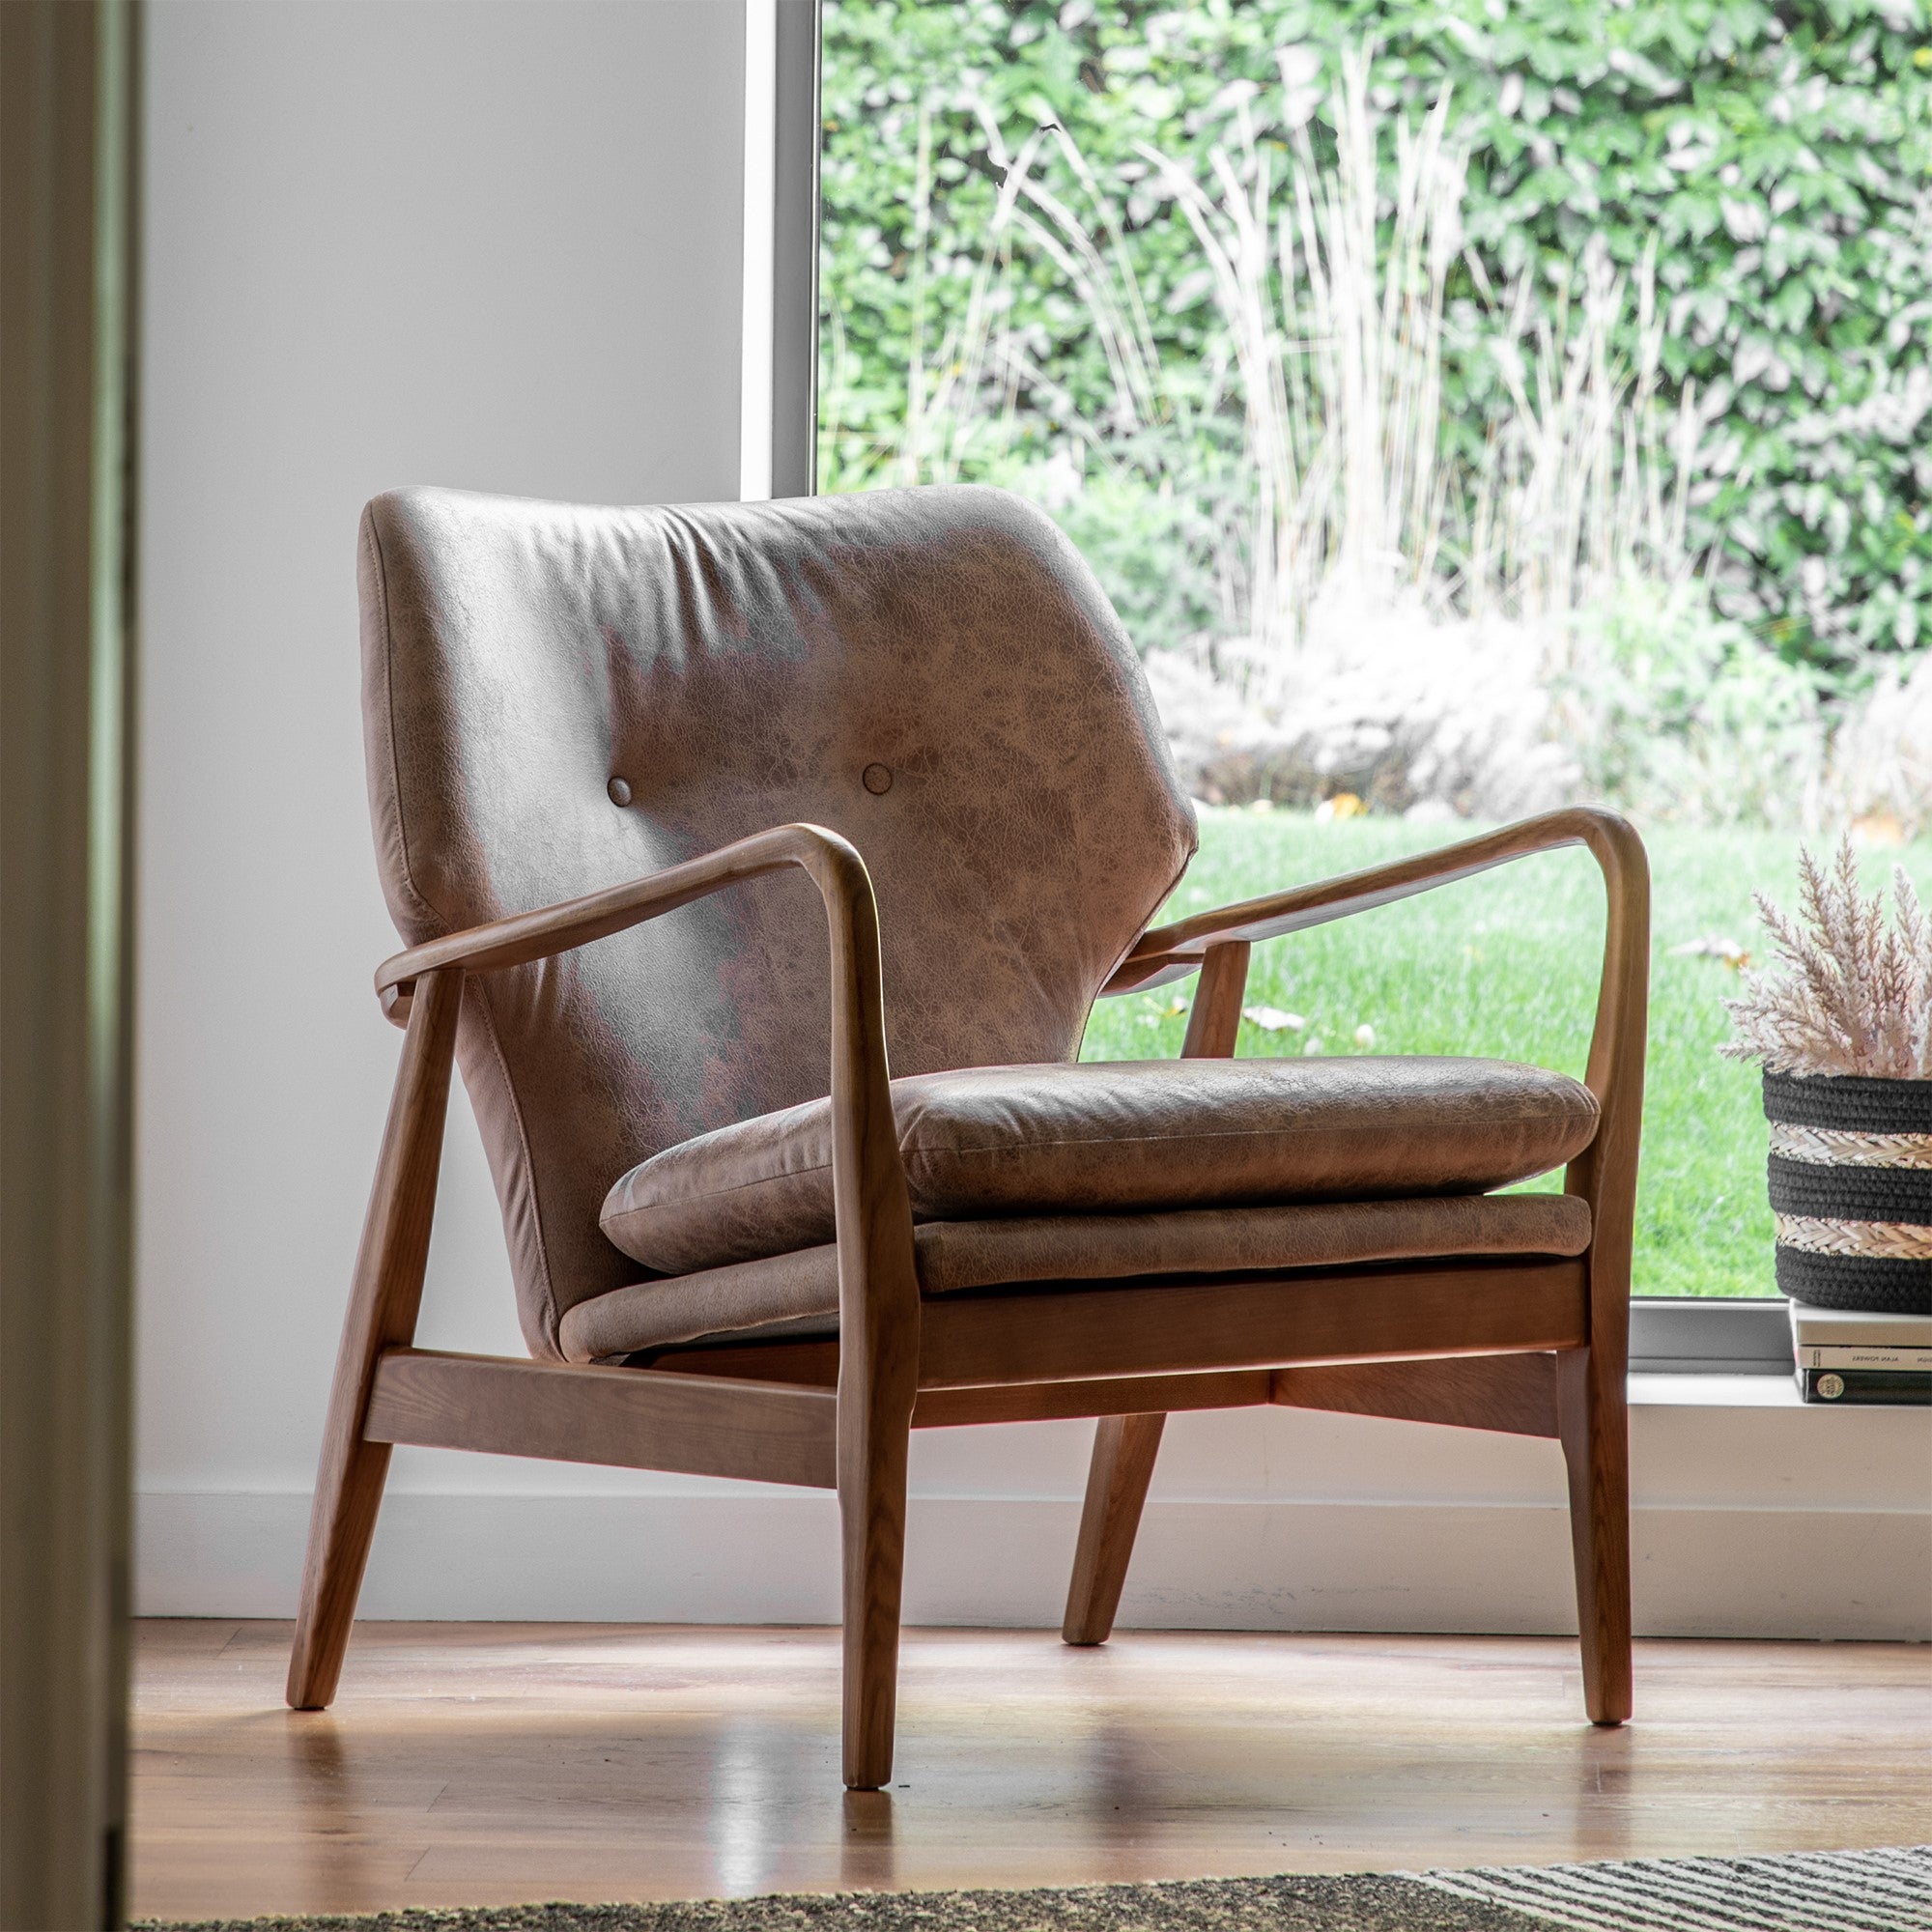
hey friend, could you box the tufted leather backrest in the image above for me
[360,485,1197,1357]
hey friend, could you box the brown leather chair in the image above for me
[289,485,1648,1789]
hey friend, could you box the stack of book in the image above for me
[1791,1302,1932,1405]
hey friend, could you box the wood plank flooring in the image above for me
[132,1621,1932,1923]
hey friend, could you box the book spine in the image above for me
[1798,1367,1932,1406]
[1797,1345,1932,1371]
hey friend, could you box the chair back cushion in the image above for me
[359,485,1196,1355]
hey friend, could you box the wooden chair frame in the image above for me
[287,807,1649,1791]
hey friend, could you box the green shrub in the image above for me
[821,0,1932,681]
[1561,580,1826,824]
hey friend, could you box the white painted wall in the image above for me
[134,0,1930,1642]
[136,0,745,1494]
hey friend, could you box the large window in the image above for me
[815,0,1932,1300]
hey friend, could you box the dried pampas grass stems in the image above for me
[1722,835,1932,1080]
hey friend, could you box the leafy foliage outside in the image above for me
[820,0,1932,683]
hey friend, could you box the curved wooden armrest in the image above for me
[1104,805,1650,1237]
[1105,807,1641,994]
[371,822,921,1401]
[376,823,867,1023]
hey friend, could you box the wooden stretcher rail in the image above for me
[1270,1351,1560,1438]
[360,1344,1571,1463]
[911,1370,1271,1428]
[363,1348,838,1490]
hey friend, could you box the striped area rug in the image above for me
[140,1845,1932,1931]
[1418,1844,1932,1930]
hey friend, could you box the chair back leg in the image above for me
[1062,1412,1167,1645]
[286,968,461,1710]
[1057,945,1239,1649]
[1557,1343,1634,1724]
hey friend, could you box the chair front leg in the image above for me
[818,841,923,1791]
[1558,1334,1634,1724]
[838,1338,916,1790]
[286,967,462,1710]
[1558,815,1645,1724]
[836,1192,919,1788]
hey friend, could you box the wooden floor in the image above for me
[132,1621,1932,1923]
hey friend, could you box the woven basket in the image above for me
[1763,1071,1932,1314]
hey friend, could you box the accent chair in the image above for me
[288,485,1649,1790]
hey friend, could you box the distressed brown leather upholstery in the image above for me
[560,1191,1594,1362]
[601,1057,1599,1276]
[361,486,1196,1358]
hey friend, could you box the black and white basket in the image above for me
[1764,1071,1932,1315]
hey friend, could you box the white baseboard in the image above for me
[136,1488,1931,1640]
[140,1379,1931,1639]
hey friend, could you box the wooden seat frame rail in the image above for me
[286,808,1649,1792]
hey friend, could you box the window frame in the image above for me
[743,0,821,501]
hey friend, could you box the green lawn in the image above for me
[1080,810,1932,1299]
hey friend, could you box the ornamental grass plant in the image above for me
[823,36,1847,829]
[822,0,1932,678]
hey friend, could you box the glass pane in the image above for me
[818,2,1932,1299]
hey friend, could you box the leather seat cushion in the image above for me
[560,1191,1592,1362]
[600,1058,1599,1278]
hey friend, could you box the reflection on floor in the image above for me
[132,1621,1932,1923]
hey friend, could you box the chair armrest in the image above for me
[374,822,869,1022]
[372,822,921,1406]
[1103,807,1641,994]
[1103,805,1651,1276]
